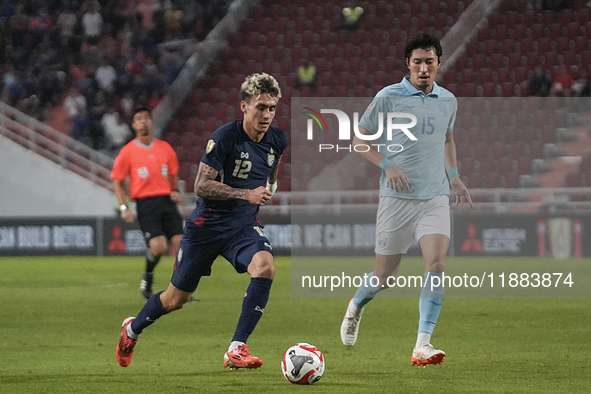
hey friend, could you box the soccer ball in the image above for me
[281,343,325,385]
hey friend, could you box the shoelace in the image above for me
[346,318,359,336]
[233,345,250,358]
[119,336,137,355]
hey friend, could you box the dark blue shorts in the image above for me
[170,220,273,293]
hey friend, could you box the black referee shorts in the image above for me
[136,195,184,243]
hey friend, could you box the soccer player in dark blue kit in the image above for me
[116,73,288,370]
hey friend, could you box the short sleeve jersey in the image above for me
[111,139,179,200]
[359,77,457,200]
[189,121,288,231]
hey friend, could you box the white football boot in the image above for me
[340,299,363,346]
[411,343,446,366]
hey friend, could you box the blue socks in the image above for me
[231,277,273,343]
[130,291,169,335]
[352,272,383,309]
[350,271,444,337]
[418,272,444,335]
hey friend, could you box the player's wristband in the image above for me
[447,167,459,179]
[378,158,394,171]
[266,181,278,195]
[119,204,128,212]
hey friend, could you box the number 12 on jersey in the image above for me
[233,159,252,179]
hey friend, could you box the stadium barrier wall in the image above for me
[0,213,587,258]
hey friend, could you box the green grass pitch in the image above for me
[1,255,590,393]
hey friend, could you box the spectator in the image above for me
[296,58,318,90]
[56,5,78,47]
[1,64,17,102]
[580,73,591,97]
[28,5,53,45]
[164,4,183,41]
[552,65,573,96]
[527,66,552,96]
[146,89,164,111]
[8,5,29,47]
[339,6,365,30]
[117,92,135,122]
[16,94,40,119]
[87,90,108,149]
[128,47,150,76]
[6,71,25,106]
[82,0,103,45]
[102,105,131,151]
[571,69,588,96]
[63,85,88,140]
[95,59,118,95]
[159,50,183,85]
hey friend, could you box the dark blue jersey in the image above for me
[188,120,288,231]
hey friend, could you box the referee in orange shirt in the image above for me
[111,106,185,299]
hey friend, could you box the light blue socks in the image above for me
[418,272,444,335]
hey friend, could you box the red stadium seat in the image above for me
[565,171,582,187]
[516,157,531,174]
[498,156,512,173]
[466,173,484,188]
[482,82,496,97]
[479,158,494,173]
[462,83,477,97]
[459,157,473,174]
[492,141,505,157]
[501,82,514,96]
[504,172,520,188]
[485,172,500,188]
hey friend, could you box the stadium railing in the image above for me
[0,102,114,190]
[178,187,591,217]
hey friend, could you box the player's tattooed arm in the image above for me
[194,162,247,200]
[194,162,272,205]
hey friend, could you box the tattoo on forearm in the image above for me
[198,181,246,200]
[195,163,246,200]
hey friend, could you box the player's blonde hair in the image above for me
[240,73,282,102]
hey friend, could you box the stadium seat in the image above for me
[473,142,487,158]
[510,141,525,160]
[459,157,473,174]
[485,172,500,188]
[479,158,494,173]
[501,82,514,96]
[482,82,495,97]
[492,141,505,157]
[466,173,483,188]
[462,83,477,97]
[504,172,519,188]
[565,171,582,187]
[516,157,531,175]
[497,156,512,174]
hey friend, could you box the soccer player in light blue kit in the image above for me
[340,33,472,366]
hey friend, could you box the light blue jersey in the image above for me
[359,77,457,200]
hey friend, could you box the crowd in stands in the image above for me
[527,64,591,97]
[3,0,591,156]
[0,0,230,154]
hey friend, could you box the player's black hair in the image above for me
[404,32,443,62]
[131,106,152,121]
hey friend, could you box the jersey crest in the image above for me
[267,153,275,167]
[206,139,215,153]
